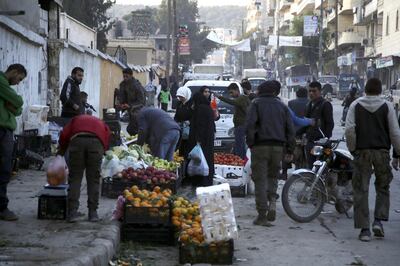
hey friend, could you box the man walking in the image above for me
[345,78,400,242]
[0,64,26,221]
[246,81,295,226]
[60,67,84,118]
[216,83,250,159]
[58,115,110,222]
[119,68,145,111]
[305,81,334,168]
[136,107,180,161]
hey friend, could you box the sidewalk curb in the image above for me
[60,221,120,266]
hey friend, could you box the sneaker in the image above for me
[253,214,272,227]
[267,201,276,222]
[68,211,85,223]
[372,220,385,238]
[0,209,18,221]
[89,210,100,222]
[358,229,371,242]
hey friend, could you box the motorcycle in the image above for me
[281,134,354,223]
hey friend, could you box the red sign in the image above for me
[179,36,191,55]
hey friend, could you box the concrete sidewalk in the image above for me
[0,165,120,266]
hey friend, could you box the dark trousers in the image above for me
[352,149,393,229]
[68,136,104,213]
[234,126,246,159]
[251,145,283,214]
[161,103,168,111]
[0,128,14,211]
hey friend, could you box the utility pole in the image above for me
[334,0,339,75]
[275,1,280,81]
[166,0,172,88]
[172,0,179,79]
[318,0,324,77]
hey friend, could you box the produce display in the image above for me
[173,152,184,164]
[123,186,172,208]
[116,166,177,186]
[172,197,204,245]
[214,153,245,166]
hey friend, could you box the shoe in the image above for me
[358,229,371,242]
[253,214,272,227]
[89,210,100,222]
[267,200,276,222]
[68,211,85,223]
[0,209,18,221]
[372,220,385,238]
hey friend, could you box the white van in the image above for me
[184,80,244,152]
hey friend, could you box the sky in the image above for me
[115,0,248,6]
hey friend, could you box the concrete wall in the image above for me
[381,1,400,57]
[100,59,124,115]
[59,13,97,49]
[0,17,47,133]
[0,1,41,33]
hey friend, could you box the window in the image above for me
[386,15,389,35]
[397,10,399,31]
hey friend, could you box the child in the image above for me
[158,83,171,111]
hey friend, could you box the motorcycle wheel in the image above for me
[282,173,326,223]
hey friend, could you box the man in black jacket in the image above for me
[246,81,295,226]
[119,68,145,111]
[305,81,334,167]
[345,78,400,242]
[60,67,84,118]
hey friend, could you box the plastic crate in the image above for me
[179,240,234,265]
[230,184,247,198]
[121,224,174,245]
[37,195,67,220]
[101,178,138,199]
[124,202,171,225]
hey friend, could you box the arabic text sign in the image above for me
[268,35,303,48]
[304,16,319,37]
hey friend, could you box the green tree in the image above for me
[63,0,115,52]
[124,7,160,36]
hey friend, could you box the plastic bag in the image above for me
[187,145,209,176]
[47,155,68,186]
[188,143,202,163]
[112,195,126,220]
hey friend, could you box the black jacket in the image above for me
[305,97,334,141]
[119,78,145,107]
[174,99,193,123]
[288,97,308,118]
[245,94,295,152]
[60,76,81,117]
[188,104,215,186]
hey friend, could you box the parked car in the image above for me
[184,80,244,153]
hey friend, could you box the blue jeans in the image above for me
[157,129,180,161]
[234,126,246,159]
[0,128,14,211]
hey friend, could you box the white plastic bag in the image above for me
[188,143,202,163]
[47,155,69,186]
[187,145,209,176]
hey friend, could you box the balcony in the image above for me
[327,9,336,24]
[283,11,294,22]
[279,0,292,12]
[297,0,315,15]
[267,0,277,16]
[377,0,384,14]
[314,0,328,10]
[364,0,377,18]
[338,31,364,47]
[338,0,355,15]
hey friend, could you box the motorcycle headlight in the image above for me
[228,128,235,137]
[311,146,323,156]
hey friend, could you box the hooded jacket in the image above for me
[345,96,400,155]
[60,76,81,117]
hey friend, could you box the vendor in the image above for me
[58,115,110,223]
[135,107,180,161]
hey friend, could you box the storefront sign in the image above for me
[304,16,319,37]
[178,36,191,55]
[375,56,394,69]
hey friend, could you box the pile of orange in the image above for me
[172,197,205,245]
[123,185,172,208]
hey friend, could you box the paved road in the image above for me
[124,99,400,266]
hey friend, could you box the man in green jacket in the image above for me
[215,83,250,159]
[0,64,26,221]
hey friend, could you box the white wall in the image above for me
[0,23,47,133]
[59,46,101,118]
[59,13,97,49]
